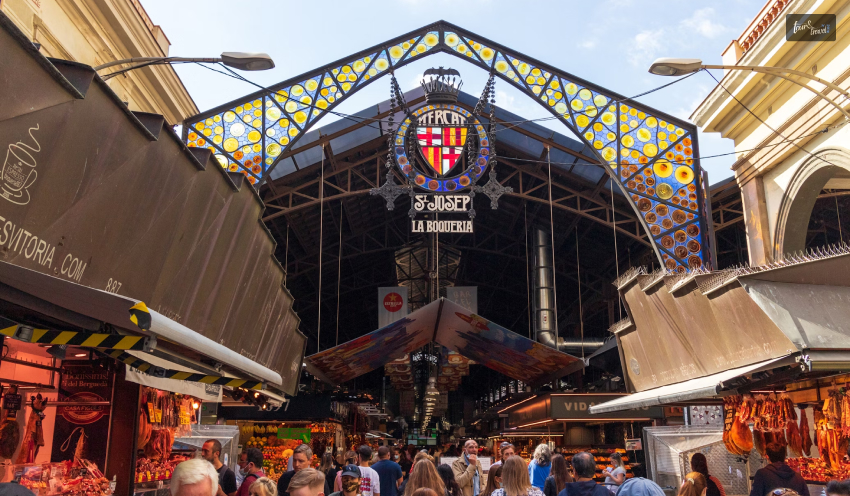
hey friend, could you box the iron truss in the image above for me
[183,20,711,272]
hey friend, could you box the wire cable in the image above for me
[317,143,325,353]
[546,146,559,349]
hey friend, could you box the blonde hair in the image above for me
[249,477,278,496]
[405,460,445,496]
[677,472,706,496]
[533,444,552,466]
[289,469,325,492]
[413,451,435,464]
[502,456,532,496]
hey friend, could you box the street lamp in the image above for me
[648,57,850,120]
[94,52,275,72]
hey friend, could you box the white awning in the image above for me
[124,351,224,402]
[589,356,793,414]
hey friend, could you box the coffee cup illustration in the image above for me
[1,125,40,206]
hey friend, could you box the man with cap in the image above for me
[329,465,362,496]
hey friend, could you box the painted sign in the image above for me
[508,394,664,426]
[446,287,477,313]
[378,287,409,328]
[51,362,112,469]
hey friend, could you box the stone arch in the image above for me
[774,147,850,258]
[183,21,710,271]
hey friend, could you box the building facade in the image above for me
[1,0,196,124]
[693,0,850,265]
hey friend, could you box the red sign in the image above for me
[59,392,108,425]
[383,292,404,312]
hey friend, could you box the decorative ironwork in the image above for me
[370,170,407,210]
[184,21,711,272]
[475,170,512,209]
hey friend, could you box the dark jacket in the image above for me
[749,463,809,496]
[544,476,562,496]
[558,481,614,496]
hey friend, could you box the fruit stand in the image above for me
[236,421,343,481]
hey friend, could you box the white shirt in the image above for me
[359,466,381,496]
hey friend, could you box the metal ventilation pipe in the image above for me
[532,228,604,353]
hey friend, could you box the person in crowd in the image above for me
[491,456,542,496]
[561,452,612,496]
[336,451,360,491]
[330,465,363,496]
[405,460,445,496]
[172,458,219,496]
[357,445,382,496]
[828,480,850,496]
[603,453,626,494]
[236,452,248,488]
[288,469,328,496]
[452,440,482,496]
[543,454,572,496]
[237,449,265,496]
[202,439,238,496]
[373,446,404,496]
[398,449,413,477]
[491,443,515,470]
[278,445,332,496]
[689,453,725,496]
[437,464,462,496]
[412,490,439,496]
[322,454,340,495]
[616,478,666,496]
[528,445,552,490]
[749,443,809,496]
[248,478,278,496]
[677,473,706,496]
[400,455,435,496]
[480,465,502,496]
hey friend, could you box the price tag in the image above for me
[147,402,156,421]
[154,408,162,423]
[179,408,190,425]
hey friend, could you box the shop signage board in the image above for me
[446,287,477,314]
[51,362,113,470]
[277,427,311,443]
[2,392,22,414]
[624,438,642,450]
[508,394,664,426]
[378,287,409,328]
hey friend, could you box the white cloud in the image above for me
[578,40,597,49]
[681,8,729,39]
[628,29,664,67]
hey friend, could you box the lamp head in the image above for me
[648,58,703,76]
[220,52,275,71]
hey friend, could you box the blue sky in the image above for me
[142,0,764,183]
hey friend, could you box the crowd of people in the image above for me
[161,439,850,496]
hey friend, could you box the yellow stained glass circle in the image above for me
[424,33,438,47]
[267,143,281,157]
[457,45,468,54]
[291,85,304,96]
[242,146,250,154]
[518,63,531,75]
[224,111,236,122]
[214,115,221,122]
[205,118,213,126]
[230,123,245,136]
[213,135,222,144]
[675,166,694,184]
[584,131,593,141]
[593,123,603,132]
[576,114,589,128]
[621,135,634,148]
[353,60,366,73]
[550,80,560,90]
[654,160,673,178]
[643,143,658,157]
[667,124,676,132]
[279,137,290,145]
[223,138,239,152]
[566,83,578,95]
[586,106,597,117]
[215,155,227,167]
[289,128,299,137]
[376,58,389,71]
[347,73,357,81]
[194,122,204,130]
[607,132,615,141]
[305,79,319,91]
[602,147,616,161]
[495,60,509,73]
[571,99,584,111]
[594,95,608,107]
[279,118,290,128]
[316,99,328,109]
[445,34,459,47]
[247,130,261,143]
[389,46,404,59]
[416,44,426,53]
[481,47,495,61]
[554,102,568,114]
[203,128,211,136]
[593,140,604,149]
[646,117,658,128]
[368,68,377,76]
[578,89,592,100]
[342,82,351,91]
[532,86,542,95]
[266,108,281,121]
[294,111,308,124]
[601,112,616,126]
[266,128,275,137]
[252,119,261,128]
[657,183,674,199]
[323,77,333,86]
[252,143,261,153]
[300,95,312,105]
[636,128,652,142]
[285,101,298,113]
[214,126,223,135]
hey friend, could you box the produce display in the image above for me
[134,387,201,485]
[562,449,632,482]
[787,457,850,483]
[134,454,190,483]
[15,459,112,496]
[723,394,798,457]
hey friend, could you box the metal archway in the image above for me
[183,20,713,271]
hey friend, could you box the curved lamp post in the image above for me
[94,52,275,72]
[648,57,850,121]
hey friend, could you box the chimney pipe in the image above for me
[532,228,604,353]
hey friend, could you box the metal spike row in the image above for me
[612,266,646,289]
